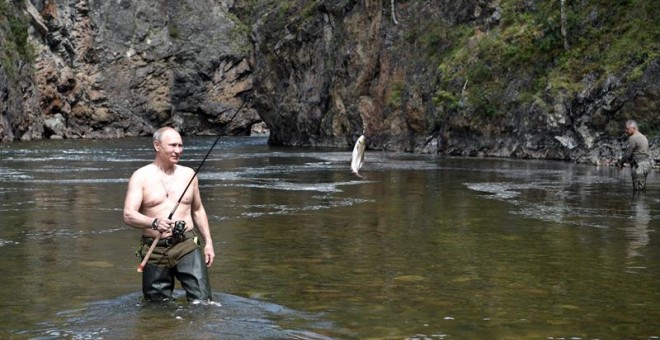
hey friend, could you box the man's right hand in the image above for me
[152,218,175,236]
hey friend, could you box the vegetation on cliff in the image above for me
[1,0,658,164]
[0,0,34,80]
[425,0,659,134]
[239,0,659,161]
[0,0,36,141]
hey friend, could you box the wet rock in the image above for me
[250,122,269,136]
[43,113,65,138]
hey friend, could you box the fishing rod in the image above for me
[138,99,249,272]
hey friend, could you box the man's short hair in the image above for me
[153,127,175,142]
[153,129,163,142]
[625,120,638,129]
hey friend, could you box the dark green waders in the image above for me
[631,159,652,192]
[139,234,212,302]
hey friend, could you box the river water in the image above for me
[0,136,658,339]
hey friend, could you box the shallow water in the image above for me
[0,137,658,339]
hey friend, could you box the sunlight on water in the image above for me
[19,292,336,340]
[0,137,658,339]
[465,182,524,199]
[0,239,20,247]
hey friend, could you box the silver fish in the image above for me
[351,135,366,178]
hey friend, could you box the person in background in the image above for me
[123,127,215,302]
[618,120,652,191]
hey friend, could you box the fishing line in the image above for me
[168,98,249,219]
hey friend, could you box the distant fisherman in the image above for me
[618,120,652,191]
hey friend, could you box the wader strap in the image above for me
[142,231,195,247]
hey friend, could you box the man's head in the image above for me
[625,120,639,136]
[153,127,183,164]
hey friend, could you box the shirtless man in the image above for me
[123,127,215,302]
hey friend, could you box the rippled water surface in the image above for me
[0,136,658,339]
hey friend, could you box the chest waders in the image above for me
[631,156,652,191]
[140,236,212,302]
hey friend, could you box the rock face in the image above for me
[1,0,259,140]
[1,0,658,165]
[244,0,660,164]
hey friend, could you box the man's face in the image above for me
[625,125,636,136]
[155,130,183,163]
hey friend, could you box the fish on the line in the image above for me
[351,135,366,178]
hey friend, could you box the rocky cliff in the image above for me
[1,0,258,141]
[242,0,659,163]
[1,0,658,164]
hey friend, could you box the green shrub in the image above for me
[0,0,34,80]
[387,80,405,108]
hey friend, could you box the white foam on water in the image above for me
[465,182,523,199]
[215,197,373,220]
[29,167,110,173]
[0,167,32,179]
[0,239,20,247]
[465,181,614,229]
[23,226,128,241]
[13,178,128,184]
[23,291,339,339]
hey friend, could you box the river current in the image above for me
[0,136,658,339]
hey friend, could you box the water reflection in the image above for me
[21,292,335,340]
[626,194,650,258]
[0,138,658,339]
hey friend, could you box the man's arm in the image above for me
[191,177,215,267]
[123,170,152,229]
[622,135,638,165]
[617,138,634,168]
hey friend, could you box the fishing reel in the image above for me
[172,220,186,239]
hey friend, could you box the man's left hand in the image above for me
[204,243,215,267]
